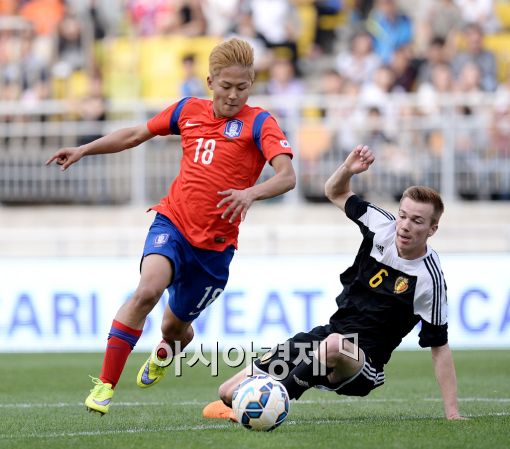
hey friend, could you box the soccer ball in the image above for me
[232,374,290,431]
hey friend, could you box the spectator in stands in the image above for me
[417,36,451,85]
[19,0,64,36]
[421,0,463,46]
[180,53,207,97]
[87,0,109,40]
[362,105,396,147]
[335,29,382,86]
[454,0,500,34]
[201,0,241,37]
[389,44,419,92]
[0,79,21,103]
[263,57,305,129]
[312,0,343,55]
[18,0,64,67]
[0,0,17,15]
[1,27,49,99]
[72,73,107,146]
[415,62,455,157]
[0,79,22,146]
[454,60,484,93]
[315,68,358,135]
[393,0,428,56]
[313,68,348,120]
[228,12,272,77]
[350,0,374,22]
[53,13,88,78]
[417,62,455,115]
[66,0,121,39]
[366,0,413,65]
[451,23,497,92]
[127,0,206,37]
[127,0,173,36]
[453,64,489,169]
[316,67,345,96]
[361,106,407,194]
[453,60,488,160]
[172,0,206,37]
[332,79,366,153]
[490,74,510,159]
[358,64,396,115]
[247,0,301,70]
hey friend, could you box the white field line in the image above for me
[0,400,203,409]
[1,397,510,409]
[0,424,232,440]
[1,413,510,441]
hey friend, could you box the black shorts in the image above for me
[253,324,385,397]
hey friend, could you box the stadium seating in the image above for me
[495,1,510,29]
[484,32,510,82]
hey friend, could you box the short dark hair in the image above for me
[430,35,446,47]
[400,186,444,225]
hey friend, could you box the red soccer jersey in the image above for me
[146,97,293,251]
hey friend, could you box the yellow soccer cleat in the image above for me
[202,400,237,422]
[85,377,114,415]
[136,350,169,388]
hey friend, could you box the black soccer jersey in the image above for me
[329,195,448,369]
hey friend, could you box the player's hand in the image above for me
[344,145,374,175]
[217,188,254,223]
[45,147,83,171]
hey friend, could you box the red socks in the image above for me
[99,320,142,388]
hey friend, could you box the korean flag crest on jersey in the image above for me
[154,233,169,247]
[224,119,243,138]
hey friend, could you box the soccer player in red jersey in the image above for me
[46,38,296,415]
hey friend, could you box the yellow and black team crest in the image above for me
[394,276,409,294]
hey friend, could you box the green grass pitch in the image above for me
[0,349,508,449]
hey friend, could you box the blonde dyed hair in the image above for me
[209,38,255,81]
[400,186,444,225]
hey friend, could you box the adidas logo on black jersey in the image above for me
[376,244,385,255]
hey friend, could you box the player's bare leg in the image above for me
[318,333,365,384]
[273,332,365,401]
[116,254,174,328]
[218,366,252,405]
[137,304,194,387]
[86,254,173,413]
[202,366,251,420]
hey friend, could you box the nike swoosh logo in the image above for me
[141,362,155,385]
[185,120,200,127]
[93,398,111,406]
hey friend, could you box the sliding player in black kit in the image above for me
[203,144,463,421]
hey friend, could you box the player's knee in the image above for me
[218,381,233,406]
[317,334,337,367]
[132,284,165,308]
[320,333,355,367]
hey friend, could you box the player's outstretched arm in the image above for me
[431,344,466,420]
[45,124,154,171]
[217,154,295,223]
[325,144,374,212]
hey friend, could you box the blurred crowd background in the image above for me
[1,0,510,205]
